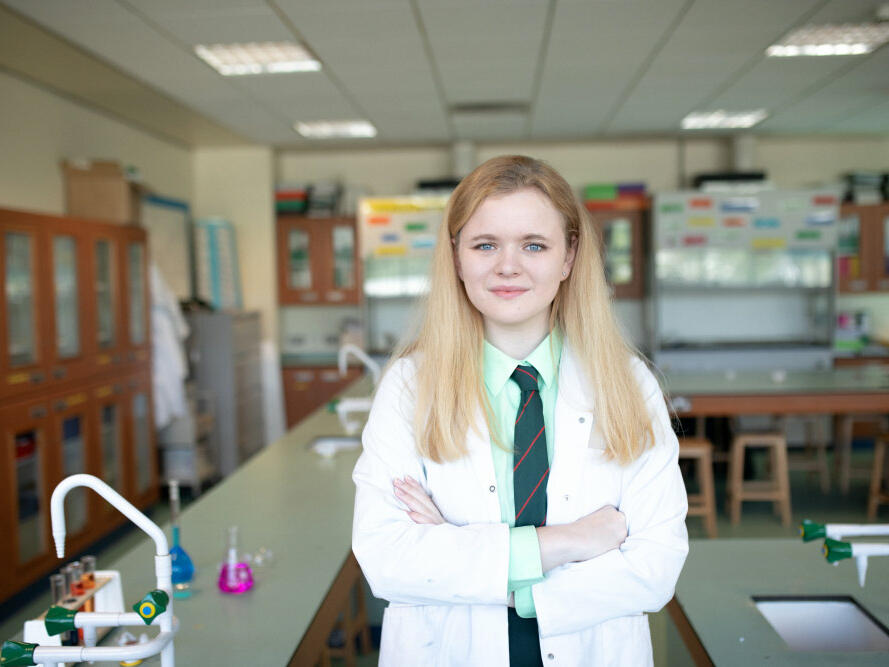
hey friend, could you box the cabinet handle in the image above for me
[31,372,45,384]
[52,367,67,379]
[54,400,67,412]
[29,406,47,419]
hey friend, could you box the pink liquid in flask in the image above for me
[218,526,254,594]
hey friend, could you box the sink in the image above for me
[307,436,361,458]
[754,596,889,651]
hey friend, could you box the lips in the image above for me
[490,286,529,299]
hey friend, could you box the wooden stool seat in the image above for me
[727,431,792,527]
[867,435,889,520]
[678,437,718,538]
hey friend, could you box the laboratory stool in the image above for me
[787,416,831,494]
[727,431,792,527]
[318,573,373,667]
[678,437,718,538]
[867,434,889,520]
[837,414,889,493]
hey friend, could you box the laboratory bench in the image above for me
[8,375,374,665]
[671,538,889,665]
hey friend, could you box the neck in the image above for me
[484,313,550,360]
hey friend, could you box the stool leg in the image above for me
[729,437,744,525]
[839,416,853,494]
[868,441,886,521]
[700,449,717,538]
[355,578,372,654]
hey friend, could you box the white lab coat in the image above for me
[352,344,688,666]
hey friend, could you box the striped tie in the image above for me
[511,364,548,528]
[508,364,547,667]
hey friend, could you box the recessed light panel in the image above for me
[195,42,321,75]
[294,120,378,139]
[681,110,768,130]
[767,23,889,57]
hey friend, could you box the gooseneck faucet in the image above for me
[338,343,381,385]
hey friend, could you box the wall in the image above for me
[0,71,192,213]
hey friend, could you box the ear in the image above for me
[451,236,463,280]
[562,233,577,280]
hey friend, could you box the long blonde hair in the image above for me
[397,155,654,465]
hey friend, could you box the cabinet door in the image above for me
[0,399,53,586]
[90,230,123,368]
[120,227,151,364]
[46,218,92,385]
[125,372,157,508]
[872,204,889,291]
[0,214,48,398]
[278,217,324,304]
[837,204,872,293]
[325,221,361,304]
[589,210,645,299]
[49,391,92,543]
[93,381,128,525]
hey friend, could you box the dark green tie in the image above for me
[511,364,548,528]
[507,364,547,667]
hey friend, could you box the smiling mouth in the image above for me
[490,287,528,299]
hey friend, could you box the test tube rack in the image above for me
[23,570,124,661]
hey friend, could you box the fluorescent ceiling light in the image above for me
[295,120,378,139]
[681,110,768,130]
[195,42,321,75]
[767,23,889,57]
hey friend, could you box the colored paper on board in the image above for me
[411,237,436,250]
[751,237,786,249]
[683,235,707,246]
[812,195,836,206]
[689,197,712,209]
[405,222,427,232]
[381,233,400,243]
[375,246,407,256]
[805,211,835,226]
[660,203,683,214]
[797,230,821,241]
[721,197,758,213]
[688,217,715,227]
[722,217,746,228]
[754,217,780,229]
[369,215,391,225]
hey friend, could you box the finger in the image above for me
[407,510,438,525]
[397,480,441,516]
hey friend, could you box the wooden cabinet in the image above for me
[277,216,360,305]
[0,207,155,603]
[282,365,362,429]
[838,202,889,293]
[586,207,648,299]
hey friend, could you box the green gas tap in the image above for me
[133,589,169,625]
[0,640,37,666]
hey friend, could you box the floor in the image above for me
[1,448,883,666]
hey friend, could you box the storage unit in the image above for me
[186,311,265,477]
[277,215,360,305]
[837,202,889,293]
[586,206,648,300]
[0,207,155,604]
[282,365,362,429]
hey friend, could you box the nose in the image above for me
[495,245,520,276]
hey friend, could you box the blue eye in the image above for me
[526,243,545,252]
[474,243,495,251]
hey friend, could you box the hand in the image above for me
[393,476,446,525]
[570,505,627,561]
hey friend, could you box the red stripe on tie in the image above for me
[514,467,550,522]
[513,424,546,472]
[515,390,535,425]
[515,367,537,381]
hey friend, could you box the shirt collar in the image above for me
[483,328,562,396]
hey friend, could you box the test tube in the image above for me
[81,555,96,589]
[61,565,77,601]
[69,561,85,596]
[49,573,66,604]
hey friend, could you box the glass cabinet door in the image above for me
[13,426,44,564]
[99,402,123,495]
[95,240,116,349]
[53,236,80,359]
[5,231,38,367]
[602,218,633,285]
[880,212,889,289]
[132,392,152,495]
[127,243,146,345]
[331,224,356,289]
[60,415,87,535]
[837,212,867,290]
[287,227,312,289]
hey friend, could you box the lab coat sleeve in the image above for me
[352,358,510,606]
[531,361,689,637]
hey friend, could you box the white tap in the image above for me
[48,474,177,667]
[338,343,381,385]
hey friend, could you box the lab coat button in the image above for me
[578,417,585,423]
[563,494,569,501]
[489,485,496,492]
[547,653,555,660]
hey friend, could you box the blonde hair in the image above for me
[397,155,654,466]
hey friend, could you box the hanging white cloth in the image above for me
[150,263,189,429]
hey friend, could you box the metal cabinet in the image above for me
[186,311,265,477]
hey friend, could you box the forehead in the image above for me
[462,188,563,237]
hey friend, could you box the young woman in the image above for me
[352,155,688,666]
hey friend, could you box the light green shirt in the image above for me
[483,330,562,618]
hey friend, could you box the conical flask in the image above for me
[218,525,254,594]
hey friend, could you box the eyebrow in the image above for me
[465,233,551,243]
